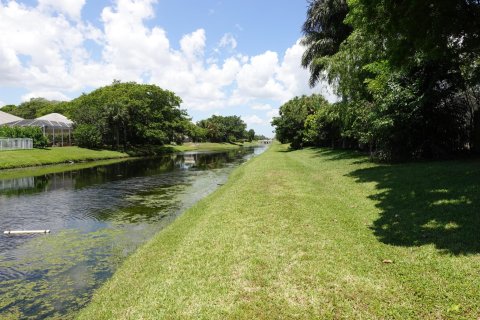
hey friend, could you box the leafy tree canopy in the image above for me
[298,0,480,160]
[197,115,247,143]
[69,81,189,149]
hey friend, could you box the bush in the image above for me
[0,126,49,148]
[73,124,102,149]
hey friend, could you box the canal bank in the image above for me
[78,143,480,319]
[0,142,260,171]
[0,147,265,319]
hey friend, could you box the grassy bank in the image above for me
[79,143,480,319]
[0,158,130,180]
[172,141,260,152]
[126,142,261,156]
[0,143,258,170]
[0,147,128,170]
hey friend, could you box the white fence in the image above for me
[0,138,33,151]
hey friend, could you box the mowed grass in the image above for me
[169,141,261,152]
[0,147,128,170]
[0,158,130,180]
[0,142,258,171]
[78,143,480,319]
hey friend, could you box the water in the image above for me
[0,147,265,319]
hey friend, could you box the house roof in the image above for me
[0,111,23,125]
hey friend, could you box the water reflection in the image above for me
[0,152,238,196]
[0,147,265,319]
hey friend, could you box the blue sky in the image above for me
[0,0,334,136]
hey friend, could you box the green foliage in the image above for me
[301,0,352,87]
[0,126,48,148]
[69,81,188,149]
[78,144,480,319]
[1,98,70,118]
[0,147,127,169]
[73,124,102,149]
[197,115,247,143]
[299,0,480,160]
[247,129,255,142]
[184,121,207,142]
[271,94,329,149]
[254,134,269,140]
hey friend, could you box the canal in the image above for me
[0,147,265,319]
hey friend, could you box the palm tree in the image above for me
[301,0,351,87]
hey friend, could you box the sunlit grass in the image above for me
[0,147,128,170]
[78,143,480,319]
[0,158,129,180]
[0,143,259,170]
[168,141,261,152]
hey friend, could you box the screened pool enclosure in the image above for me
[5,114,73,147]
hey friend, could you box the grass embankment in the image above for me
[127,142,260,156]
[0,142,257,171]
[79,143,480,319]
[173,142,260,152]
[0,158,130,180]
[0,147,128,170]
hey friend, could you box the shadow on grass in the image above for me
[307,148,371,164]
[348,160,480,255]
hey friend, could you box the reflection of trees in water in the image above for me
[0,176,48,196]
[0,148,254,196]
[0,172,78,196]
[0,147,261,319]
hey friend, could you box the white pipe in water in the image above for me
[4,230,50,235]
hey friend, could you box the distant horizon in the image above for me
[0,0,336,136]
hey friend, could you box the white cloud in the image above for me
[21,91,70,102]
[234,51,286,102]
[0,101,5,108]
[180,29,206,62]
[276,41,338,103]
[38,0,86,20]
[251,103,272,111]
[0,0,336,122]
[218,33,237,50]
[0,1,100,91]
[267,108,279,119]
[242,115,266,126]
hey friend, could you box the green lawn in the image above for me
[0,158,131,180]
[78,143,480,319]
[0,147,128,170]
[171,141,260,152]
[0,143,260,170]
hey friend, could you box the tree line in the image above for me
[273,0,480,161]
[1,81,256,150]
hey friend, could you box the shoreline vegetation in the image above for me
[77,143,480,319]
[0,142,261,171]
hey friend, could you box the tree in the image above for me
[69,81,188,149]
[247,129,255,142]
[299,0,480,160]
[345,0,480,158]
[1,98,69,119]
[197,115,247,143]
[73,124,102,149]
[301,0,352,87]
[271,94,329,149]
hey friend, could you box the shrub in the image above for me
[0,126,49,148]
[73,124,102,149]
